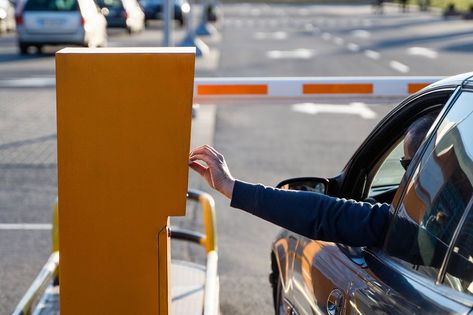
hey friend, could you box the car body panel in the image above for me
[271,73,473,315]
[17,0,107,48]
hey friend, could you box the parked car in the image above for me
[270,72,473,314]
[140,0,189,26]
[16,0,107,54]
[0,0,15,33]
[96,0,144,34]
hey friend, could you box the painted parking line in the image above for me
[322,32,332,40]
[333,37,344,46]
[390,60,410,73]
[254,31,287,40]
[364,49,380,60]
[266,49,316,59]
[0,223,52,230]
[292,102,377,119]
[351,29,370,39]
[347,43,360,52]
[407,47,438,59]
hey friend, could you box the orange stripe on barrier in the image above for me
[197,84,268,95]
[303,83,373,94]
[408,83,430,94]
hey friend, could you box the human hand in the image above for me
[189,145,235,199]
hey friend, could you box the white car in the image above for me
[16,0,107,54]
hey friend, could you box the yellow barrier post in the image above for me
[56,47,195,315]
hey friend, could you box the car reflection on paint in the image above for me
[269,72,473,315]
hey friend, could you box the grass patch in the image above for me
[406,0,472,11]
[218,0,471,11]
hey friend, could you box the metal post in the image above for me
[179,0,209,57]
[163,0,174,46]
[195,0,216,36]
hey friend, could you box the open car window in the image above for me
[368,140,405,203]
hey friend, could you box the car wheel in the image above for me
[19,43,28,55]
[127,26,132,35]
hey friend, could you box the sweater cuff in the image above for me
[230,180,258,214]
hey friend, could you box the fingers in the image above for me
[189,153,217,167]
[189,161,207,177]
[190,145,221,160]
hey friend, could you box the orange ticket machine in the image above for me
[56,47,195,315]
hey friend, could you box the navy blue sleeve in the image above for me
[230,180,391,247]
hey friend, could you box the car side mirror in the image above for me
[276,177,329,194]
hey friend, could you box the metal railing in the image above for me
[12,252,59,315]
[13,189,219,315]
[170,189,219,315]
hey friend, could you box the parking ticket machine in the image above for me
[56,47,195,315]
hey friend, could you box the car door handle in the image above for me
[326,288,344,315]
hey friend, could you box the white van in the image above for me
[16,0,107,54]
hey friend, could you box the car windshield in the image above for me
[24,0,79,11]
[96,0,123,8]
[140,0,161,5]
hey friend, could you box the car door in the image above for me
[350,85,473,313]
[285,87,458,314]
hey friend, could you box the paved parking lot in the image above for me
[2,2,473,314]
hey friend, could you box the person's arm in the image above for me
[231,180,390,247]
[189,145,391,247]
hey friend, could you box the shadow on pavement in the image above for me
[368,29,473,50]
[442,41,473,52]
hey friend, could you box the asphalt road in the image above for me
[1,3,472,314]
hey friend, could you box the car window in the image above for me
[444,208,473,295]
[96,0,122,8]
[370,141,404,189]
[24,0,78,11]
[384,91,473,283]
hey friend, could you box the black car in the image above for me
[270,72,473,314]
[140,0,189,26]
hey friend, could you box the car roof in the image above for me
[424,72,473,91]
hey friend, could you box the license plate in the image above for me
[38,18,65,27]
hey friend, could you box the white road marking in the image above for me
[390,60,410,73]
[351,29,370,39]
[292,102,377,119]
[322,32,332,40]
[250,8,261,16]
[347,43,360,52]
[267,49,315,59]
[334,37,344,45]
[304,23,314,31]
[407,46,438,59]
[364,49,380,60]
[254,31,287,40]
[0,223,52,230]
[0,77,56,88]
[298,8,309,16]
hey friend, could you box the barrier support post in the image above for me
[56,47,195,315]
